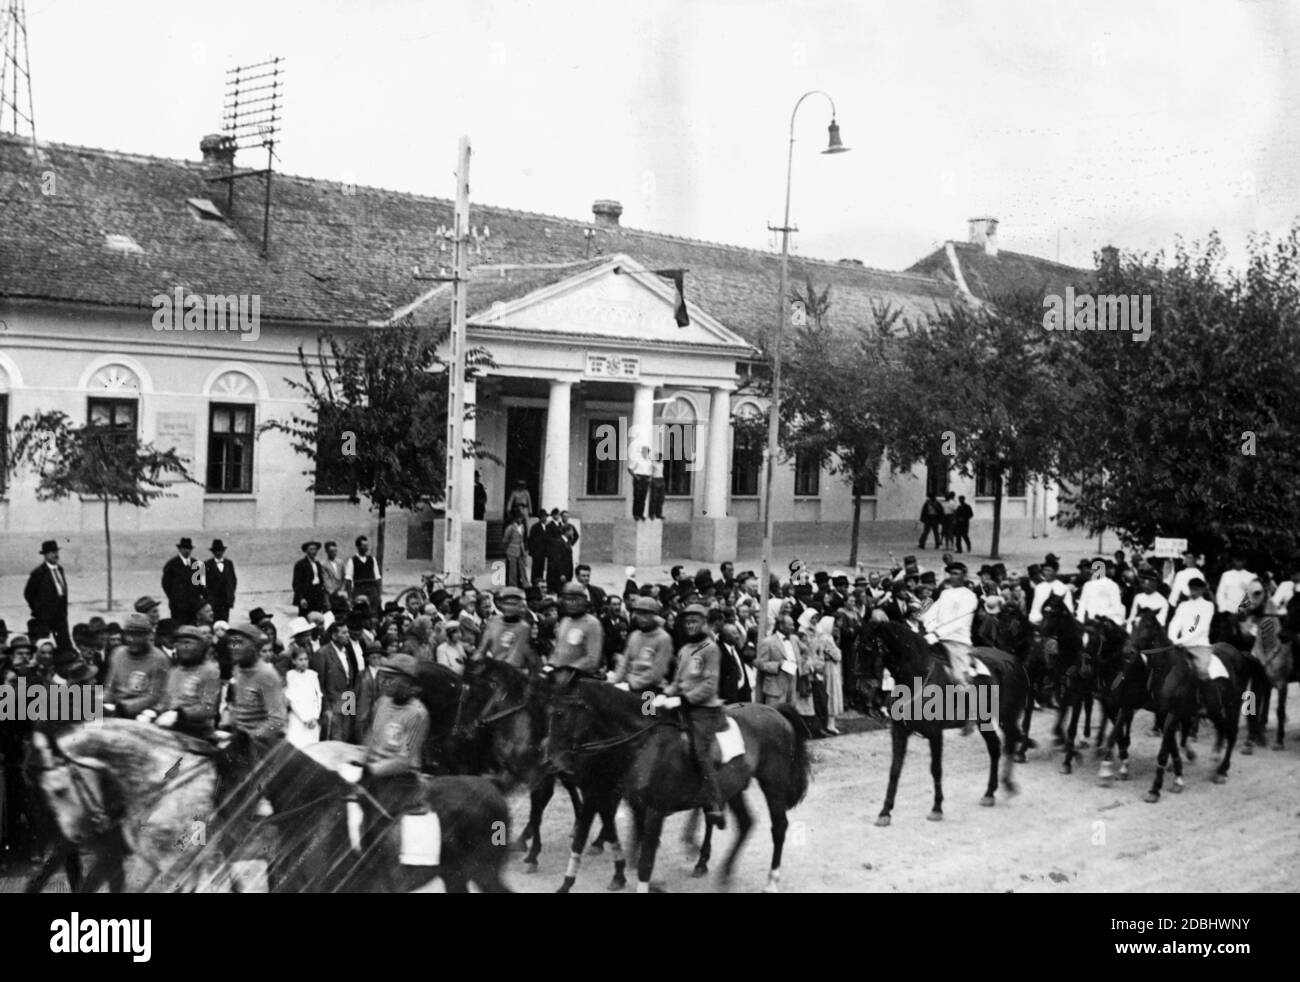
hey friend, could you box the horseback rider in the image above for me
[1126,568,1170,629]
[142,625,222,739]
[608,596,674,693]
[1165,576,1217,681]
[1028,559,1074,626]
[359,654,431,852]
[1236,579,1280,666]
[1076,559,1125,628]
[921,562,978,685]
[653,604,728,829]
[103,612,171,720]
[548,582,604,674]
[474,587,539,674]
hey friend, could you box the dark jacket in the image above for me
[24,562,69,626]
[718,640,752,704]
[292,557,326,613]
[161,554,207,618]
[204,557,238,615]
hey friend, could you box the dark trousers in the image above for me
[812,676,830,733]
[940,517,955,548]
[955,523,971,554]
[631,474,650,519]
[30,614,71,652]
[529,551,546,586]
[648,478,666,519]
[918,522,941,549]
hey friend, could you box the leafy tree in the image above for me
[879,291,1086,559]
[263,321,493,587]
[1058,227,1300,568]
[5,413,193,610]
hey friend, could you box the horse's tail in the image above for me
[773,703,813,809]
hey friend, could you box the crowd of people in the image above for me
[2,527,1294,864]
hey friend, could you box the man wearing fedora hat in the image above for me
[162,537,207,626]
[293,541,327,615]
[24,539,72,652]
[204,539,238,625]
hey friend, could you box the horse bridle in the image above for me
[32,731,116,838]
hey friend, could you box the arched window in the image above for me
[730,401,764,497]
[655,396,698,497]
[206,370,257,493]
[87,362,141,448]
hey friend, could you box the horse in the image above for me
[454,658,627,887]
[1097,609,1165,783]
[986,605,1037,761]
[544,673,811,893]
[858,619,1026,825]
[29,719,219,892]
[1140,641,1245,802]
[1252,638,1296,750]
[1036,594,1097,773]
[181,740,512,893]
[1079,616,1130,753]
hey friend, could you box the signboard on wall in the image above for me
[1152,536,1188,558]
[155,411,197,483]
[584,353,641,380]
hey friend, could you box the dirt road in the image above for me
[505,703,1300,893]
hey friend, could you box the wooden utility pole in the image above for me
[443,136,471,584]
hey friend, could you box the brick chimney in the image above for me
[199,133,236,168]
[1100,244,1119,267]
[968,216,999,257]
[592,199,623,227]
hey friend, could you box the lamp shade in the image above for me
[822,118,849,154]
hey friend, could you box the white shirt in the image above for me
[1076,577,1125,624]
[1273,580,1298,611]
[1215,568,1256,615]
[1167,597,1215,647]
[1168,566,1205,608]
[921,584,977,645]
[1028,579,1074,625]
[47,562,65,596]
[630,455,654,478]
[1128,590,1170,628]
[344,556,383,582]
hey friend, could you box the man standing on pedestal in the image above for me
[628,444,653,520]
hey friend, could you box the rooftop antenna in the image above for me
[0,0,37,151]
[205,56,284,256]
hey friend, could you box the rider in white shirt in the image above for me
[1076,563,1126,625]
[1127,570,1170,628]
[1166,577,1216,679]
[1028,561,1074,625]
[1214,552,1256,618]
[1272,568,1300,613]
[921,562,978,683]
[1167,550,1208,609]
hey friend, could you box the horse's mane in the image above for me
[57,719,213,794]
[571,677,656,732]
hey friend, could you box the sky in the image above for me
[13,0,1300,272]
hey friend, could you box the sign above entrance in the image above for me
[584,353,641,380]
[1153,536,1188,558]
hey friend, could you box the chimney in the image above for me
[968,216,999,257]
[1100,244,1119,267]
[592,199,623,227]
[199,133,236,168]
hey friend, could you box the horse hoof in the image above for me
[1212,773,1227,785]
[691,863,708,879]
[1013,752,1027,764]
[1143,791,1159,803]
[1002,780,1019,796]
[588,843,604,856]
[979,795,995,807]
[607,876,626,891]
[556,877,574,894]
[511,838,529,853]
[1060,763,1072,775]
[875,815,891,828]
[1118,769,1131,781]
[523,861,538,875]
[762,881,780,894]
[1170,780,1185,794]
[1240,742,1253,756]
[1273,743,1285,752]
[926,811,943,822]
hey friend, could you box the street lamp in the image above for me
[758,91,849,641]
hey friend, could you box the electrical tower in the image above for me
[0,0,37,149]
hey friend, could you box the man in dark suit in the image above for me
[292,541,327,614]
[526,512,549,586]
[544,510,571,593]
[354,642,384,744]
[24,539,71,651]
[161,537,206,626]
[717,621,753,704]
[574,564,606,610]
[203,539,238,624]
[310,621,359,743]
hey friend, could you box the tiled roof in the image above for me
[0,135,960,344]
[907,241,1093,303]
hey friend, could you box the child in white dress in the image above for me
[285,648,323,747]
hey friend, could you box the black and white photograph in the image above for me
[0,0,1294,949]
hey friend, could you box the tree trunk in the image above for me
[990,466,1004,560]
[102,496,114,610]
[375,501,387,601]
[848,489,863,566]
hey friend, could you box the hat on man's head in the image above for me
[854,576,869,586]
[946,562,968,576]
[831,570,848,583]
[176,537,195,550]
[1044,553,1061,566]
[329,595,351,616]
[134,596,161,614]
[682,603,710,618]
[173,625,208,643]
[210,539,227,552]
[225,622,267,644]
[301,540,321,553]
[249,608,272,627]
[123,612,153,634]
[498,587,526,601]
[560,581,586,597]
[902,555,918,565]
[813,570,830,583]
[1187,576,1207,589]
[380,653,420,680]
[39,539,59,554]
[630,596,660,614]
[287,616,313,639]
[919,571,937,585]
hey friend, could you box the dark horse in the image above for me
[545,673,811,893]
[859,618,1027,825]
[1097,608,1165,783]
[454,658,627,887]
[1036,595,1100,774]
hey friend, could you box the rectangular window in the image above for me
[975,461,1028,498]
[87,397,138,446]
[855,460,879,497]
[925,457,950,498]
[207,403,254,493]
[794,451,820,497]
[730,428,762,497]
[585,419,620,496]
[1007,466,1027,498]
[314,418,357,497]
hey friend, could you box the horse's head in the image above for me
[541,679,599,777]
[860,617,917,678]
[29,727,117,847]
[1130,608,1165,653]
[1038,595,1073,638]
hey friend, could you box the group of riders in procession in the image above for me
[0,528,1294,892]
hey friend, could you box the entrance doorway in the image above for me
[504,406,545,521]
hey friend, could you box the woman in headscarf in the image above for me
[815,614,843,734]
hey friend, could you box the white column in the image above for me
[543,380,572,512]
[703,388,731,517]
[629,383,656,517]
[458,378,477,518]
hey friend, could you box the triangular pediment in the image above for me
[468,255,754,351]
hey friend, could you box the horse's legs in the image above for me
[556,788,601,894]
[634,809,666,893]
[596,792,627,891]
[1094,702,1109,750]
[442,869,469,893]
[926,731,944,821]
[519,775,556,868]
[1016,697,1033,762]
[757,787,787,894]
[24,844,67,894]
[875,725,909,827]
[1212,686,1240,784]
[1061,695,1082,774]
[1145,715,1179,802]
[692,813,713,878]
[1276,682,1288,749]
[979,725,1001,805]
[716,793,756,891]
[1083,694,1093,739]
